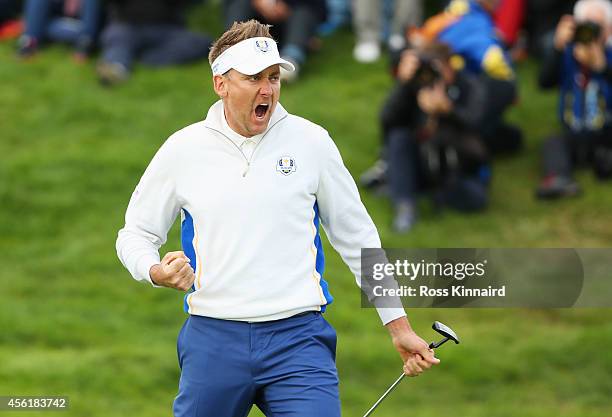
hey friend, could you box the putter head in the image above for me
[432,321,460,344]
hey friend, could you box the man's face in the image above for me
[214,65,281,137]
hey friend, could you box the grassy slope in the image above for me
[1,4,611,416]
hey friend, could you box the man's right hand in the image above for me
[397,50,420,83]
[149,251,195,291]
[554,15,575,51]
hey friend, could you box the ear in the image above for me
[213,74,228,98]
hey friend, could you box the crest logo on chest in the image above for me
[276,156,296,176]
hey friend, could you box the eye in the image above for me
[249,75,260,82]
[270,75,280,82]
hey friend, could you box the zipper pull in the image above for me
[242,162,250,177]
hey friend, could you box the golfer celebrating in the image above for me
[117,20,439,417]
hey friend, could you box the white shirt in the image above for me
[220,108,261,160]
[116,100,406,324]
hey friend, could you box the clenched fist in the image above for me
[149,251,195,291]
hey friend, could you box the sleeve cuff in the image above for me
[376,307,407,325]
[136,255,161,287]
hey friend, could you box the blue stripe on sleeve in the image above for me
[181,208,197,313]
[313,202,333,311]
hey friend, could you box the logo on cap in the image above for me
[255,39,271,53]
[276,156,296,175]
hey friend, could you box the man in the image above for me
[116,20,439,417]
[536,0,612,199]
[360,0,521,192]
[415,0,522,154]
[382,43,490,232]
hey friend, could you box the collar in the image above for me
[203,100,289,147]
[220,106,264,147]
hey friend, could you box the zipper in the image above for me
[205,114,288,178]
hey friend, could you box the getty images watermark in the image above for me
[360,249,612,308]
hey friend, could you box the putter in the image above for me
[362,321,460,417]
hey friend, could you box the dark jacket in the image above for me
[381,71,490,174]
[437,0,514,81]
[381,71,488,134]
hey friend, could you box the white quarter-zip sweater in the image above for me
[116,100,406,324]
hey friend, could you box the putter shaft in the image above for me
[363,341,438,417]
[362,373,405,417]
[363,322,459,417]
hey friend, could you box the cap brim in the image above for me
[234,57,295,76]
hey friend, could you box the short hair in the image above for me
[208,20,273,65]
[574,0,612,27]
[419,42,454,62]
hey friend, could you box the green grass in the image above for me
[1,5,612,417]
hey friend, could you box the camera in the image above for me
[574,21,601,44]
[414,56,442,88]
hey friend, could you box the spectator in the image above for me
[223,0,328,82]
[362,0,522,191]
[413,0,523,155]
[379,43,491,232]
[536,0,612,199]
[97,0,211,86]
[353,0,424,63]
[16,0,103,59]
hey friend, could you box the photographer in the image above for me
[536,0,612,199]
[416,0,523,155]
[380,43,491,232]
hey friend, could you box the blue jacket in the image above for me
[540,44,612,133]
[437,0,514,80]
[560,45,612,132]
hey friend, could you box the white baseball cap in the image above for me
[211,37,295,76]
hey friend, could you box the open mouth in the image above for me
[254,104,270,120]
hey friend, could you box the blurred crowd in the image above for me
[359,0,612,232]
[1,0,611,232]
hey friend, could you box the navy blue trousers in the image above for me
[173,312,341,417]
